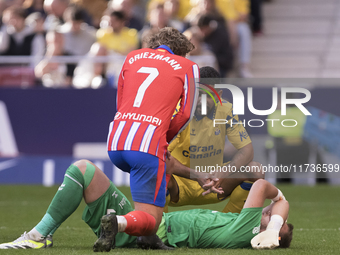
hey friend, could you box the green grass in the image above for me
[0,184,340,254]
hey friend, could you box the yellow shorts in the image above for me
[168,175,225,207]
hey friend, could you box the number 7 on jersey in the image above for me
[133,67,159,108]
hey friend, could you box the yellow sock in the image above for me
[222,181,253,213]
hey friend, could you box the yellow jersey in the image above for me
[169,100,251,168]
[147,0,193,20]
[96,27,138,55]
[217,0,250,21]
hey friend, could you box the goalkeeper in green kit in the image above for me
[154,178,293,249]
[0,159,293,250]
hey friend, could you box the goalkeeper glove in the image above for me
[251,214,283,249]
[251,229,279,249]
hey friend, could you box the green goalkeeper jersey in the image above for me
[160,207,262,249]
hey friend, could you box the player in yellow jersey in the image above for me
[165,66,264,213]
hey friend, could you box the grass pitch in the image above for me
[0,184,339,254]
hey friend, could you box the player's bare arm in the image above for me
[226,143,254,176]
[166,151,210,184]
[202,143,264,195]
[165,148,264,203]
[165,151,212,203]
[243,179,291,249]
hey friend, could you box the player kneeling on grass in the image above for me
[0,160,293,250]
[164,66,264,214]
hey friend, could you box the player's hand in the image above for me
[251,229,280,249]
[202,178,224,196]
[196,177,212,189]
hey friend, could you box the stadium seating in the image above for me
[0,66,35,88]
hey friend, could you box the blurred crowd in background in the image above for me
[1,0,339,186]
[0,0,268,88]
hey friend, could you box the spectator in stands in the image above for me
[225,0,253,78]
[183,26,218,69]
[35,30,70,87]
[44,0,91,30]
[60,6,96,55]
[164,0,186,32]
[185,0,226,29]
[0,0,9,28]
[197,14,233,77]
[23,0,46,17]
[149,1,168,28]
[148,0,193,22]
[139,2,168,48]
[59,6,96,79]
[97,10,138,55]
[70,0,107,28]
[139,26,158,48]
[26,11,47,66]
[190,0,253,77]
[73,10,138,88]
[44,0,69,30]
[250,0,263,35]
[73,41,126,89]
[0,6,45,62]
[9,0,25,7]
[26,12,46,36]
[110,0,144,31]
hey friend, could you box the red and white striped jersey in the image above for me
[107,45,199,161]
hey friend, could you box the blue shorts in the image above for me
[108,150,167,207]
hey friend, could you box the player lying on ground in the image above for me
[95,163,293,249]
[0,160,293,250]
[165,66,264,214]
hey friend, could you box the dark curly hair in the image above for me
[279,223,294,248]
[199,66,221,86]
[146,27,195,57]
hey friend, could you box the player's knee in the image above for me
[73,159,92,175]
[252,178,267,189]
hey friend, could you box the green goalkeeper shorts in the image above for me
[82,181,137,248]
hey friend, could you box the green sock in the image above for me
[35,164,84,237]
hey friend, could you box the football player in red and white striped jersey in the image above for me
[95,27,199,252]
